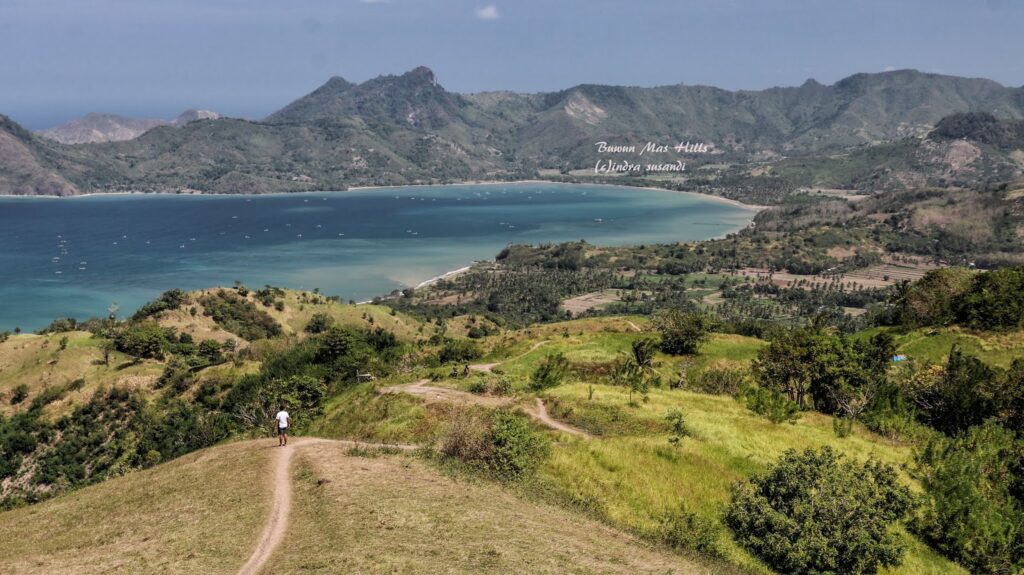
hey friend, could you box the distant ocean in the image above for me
[0,183,756,330]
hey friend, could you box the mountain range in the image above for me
[1,66,1023,197]
[37,109,221,145]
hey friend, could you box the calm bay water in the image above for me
[0,183,754,330]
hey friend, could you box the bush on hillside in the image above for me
[439,409,549,480]
[198,290,281,341]
[725,447,914,575]
[530,352,570,390]
[36,317,79,334]
[893,268,974,327]
[742,387,800,424]
[658,508,723,557]
[438,338,482,364]
[9,384,29,405]
[132,289,189,321]
[955,267,1024,330]
[654,309,714,355]
[688,367,749,395]
[114,321,170,360]
[486,409,550,480]
[751,328,893,413]
[913,420,1024,575]
[304,312,334,334]
[913,346,998,436]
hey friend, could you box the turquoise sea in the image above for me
[0,183,755,330]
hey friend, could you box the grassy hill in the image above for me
[0,440,273,574]
[4,269,1021,574]
[0,437,738,575]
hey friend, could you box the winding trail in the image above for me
[237,438,417,575]
[381,380,591,439]
[469,340,550,373]
[523,397,592,439]
[381,378,514,408]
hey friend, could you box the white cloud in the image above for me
[475,5,499,20]
[883,65,897,72]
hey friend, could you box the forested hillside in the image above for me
[2,68,1023,197]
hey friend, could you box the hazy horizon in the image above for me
[3,0,1022,129]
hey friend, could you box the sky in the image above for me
[2,0,1022,129]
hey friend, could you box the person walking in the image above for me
[274,406,291,447]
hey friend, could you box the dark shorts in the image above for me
[277,426,289,436]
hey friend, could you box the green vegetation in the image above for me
[913,421,1024,574]
[199,289,282,340]
[893,267,1024,330]
[529,352,570,391]
[438,408,550,480]
[6,256,1024,573]
[655,309,714,355]
[726,447,913,575]
[131,288,189,320]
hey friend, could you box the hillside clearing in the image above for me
[261,441,737,575]
[0,441,274,574]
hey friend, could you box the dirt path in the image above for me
[381,380,590,439]
[380,379,515,408]
[469,340,550,373]
[625,320,642,332]
[237,438,417,575]
[523,398,592,439]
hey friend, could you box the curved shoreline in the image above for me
[0,179,769,212]
[0,181,760,328]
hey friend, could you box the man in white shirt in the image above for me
[274,406,291,447]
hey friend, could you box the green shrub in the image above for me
[913,421,1024,574]
[751,328,893,414]
[658,508,723,557]
[654,309,714,355]
[29,385,66,411]
[832,415,853,438]
[530,352,570,391]
[726,447,914,575]
[438,339,482,363]
[955,267,1024,330]
[9,384,28,405]
[485,410,549,480]
[132,289,189,320]
[114,321,170,359]
[916,346,998,436]
[273,374,328,428]
[665,408,689,445]
[743,387,800,424]
[199,290,281,341]
[37,318,78,334]
[439,409,549,481]
[492,376,513,396]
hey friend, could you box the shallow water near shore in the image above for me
[0,183,755,330]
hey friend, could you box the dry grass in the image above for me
[152,287,430,344]
[263,442,736,574]
[0,332,162,418]
[0,440,274,574]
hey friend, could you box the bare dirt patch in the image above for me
[562,289,623,316]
